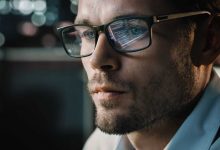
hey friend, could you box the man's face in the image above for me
[77,0,198,134]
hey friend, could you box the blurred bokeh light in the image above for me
[0,0,77,48]
[0,1,94,150]
[0,32,5,47]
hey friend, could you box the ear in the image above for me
[193,16,220,66]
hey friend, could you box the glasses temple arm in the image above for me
[153,11,212,23]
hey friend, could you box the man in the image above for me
[57,0,220,149]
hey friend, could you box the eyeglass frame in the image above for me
[57,11,212,58]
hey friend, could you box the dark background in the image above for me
[0,0,94,150]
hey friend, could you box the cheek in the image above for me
[121,46,178,97]
[126,58,181,106]
[122,56,166,89]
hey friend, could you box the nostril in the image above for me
[100,65,114,70]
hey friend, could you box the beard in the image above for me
[87,57,196,135]
[87,24,197,135]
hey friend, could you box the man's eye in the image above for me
[129,26,147,36]
[82,30,95,40]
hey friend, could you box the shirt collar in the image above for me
[166,71,220,150]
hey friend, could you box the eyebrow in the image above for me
[114,13,144,19]
[74,13,144,25]
[74,18,92,25]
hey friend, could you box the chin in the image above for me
[95,107,148,134]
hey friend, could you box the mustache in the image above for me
[87,73,132,93]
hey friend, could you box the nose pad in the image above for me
[89,33,120,71]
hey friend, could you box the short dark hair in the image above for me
[173,0,220,14]
[197,0,220,13]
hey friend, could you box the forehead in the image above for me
[76,0,179,24]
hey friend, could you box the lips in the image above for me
[89,85,128,101]
[92,86,125,94]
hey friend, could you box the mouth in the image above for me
[90,85,128,101]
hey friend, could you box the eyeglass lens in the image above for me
[61,18,150,57]
[62,26,96,57]
[107,18,150,51]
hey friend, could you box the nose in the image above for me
[89,33,120,71]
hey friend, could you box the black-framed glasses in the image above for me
[57,11,211,58]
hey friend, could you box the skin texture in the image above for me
[76,0,220,149]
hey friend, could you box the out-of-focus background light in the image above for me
[31,12,46,26]
[11,0,47,15]
[1,1,94,150]
[16,0,34,15]
[0,0,7,10]
[0,0,77,48]
[18,22,38,37]
[0,0,11,14]
[45,11,58,26]
[70,0,78,5]
[70,0,78,14]
[0,32,5,47]
[34,0,47,13]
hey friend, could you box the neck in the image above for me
[127,117,184,150]
[127,99,200,150]
[126,78,205,150]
